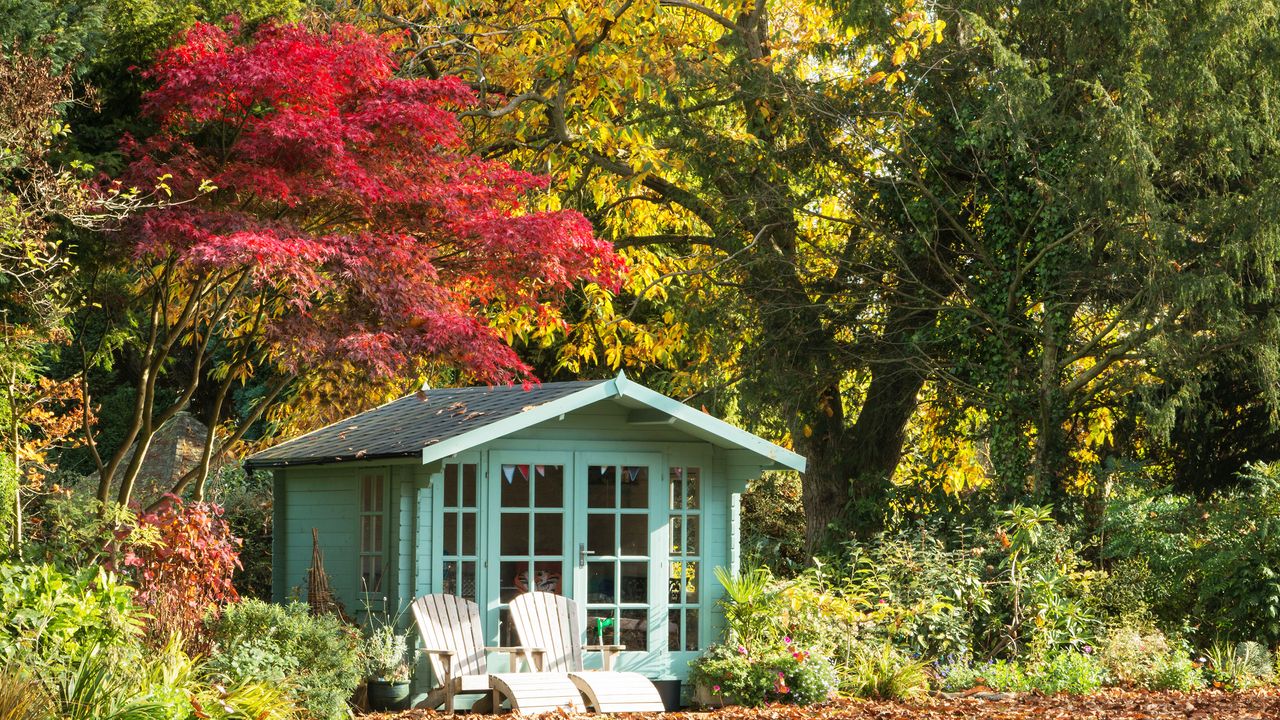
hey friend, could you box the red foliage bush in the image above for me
[122,495,242,648]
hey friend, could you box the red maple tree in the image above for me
[92,20,622,505]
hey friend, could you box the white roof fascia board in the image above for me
[420,379,618,465]
[614,374,807,472]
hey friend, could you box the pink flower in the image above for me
[712,685,721,693]
[774,672,790,694]
[783,636,793,645]
[737,645,748,655]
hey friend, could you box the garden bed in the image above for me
[364,689,1280,720]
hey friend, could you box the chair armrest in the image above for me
[486,645,546,671]
[485,646,544,654]
[421,648,456,656]
[584,644,625,671]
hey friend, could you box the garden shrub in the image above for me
[957,651,1105,695]
[1032,651,1106,695]
[125,496,241,650]
[688,641,838,706]
[843,642,929,700]
[1097,623,1202,690]
[207,599,361,720]
[1105,463,1280,645]
[0,562,141,671]
[208,465,274,600]
[1205,641,1275,690]
[836,523,989,659]
[691,569,841,706]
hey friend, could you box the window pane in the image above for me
[587,610,617,645]
[461,512,476,555]
[501,464,530,507]
[670,515,682,555]
[462,463,478,508]
[443,465,458,507]
[363,555,384,592]
[443,560,458,595]
[620,609,647,651]
[685,561,700,603]
[686,515,699,556]
[500,512,529,555]
[534,465,564,508]
[587,514,614,556]
[620,562,647,603]
[668,609,681,651]
[587,562,615,603]
[620,466,648,508]
[499,607,518,647]
[442,513,458,555]
[686,468,700,509]
[668,467,682,510]
[460,561,477,602]
[528,561,564,593]
[588,465,615,508]
[534,513,563,555]
[619,515,647,556]
[685,609,700,651]
[669,561,683,603]
[500,561,528,603]
[373,477,384,512]
[362,476,373,512]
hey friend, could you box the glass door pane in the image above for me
[492,455,569,648]
[582,462,652,652]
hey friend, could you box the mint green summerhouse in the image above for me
[246,372,805,686]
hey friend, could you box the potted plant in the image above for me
[363,623,412,711]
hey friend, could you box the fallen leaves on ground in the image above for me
[367,689,1280,720]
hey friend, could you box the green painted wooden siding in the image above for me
[278,467,362,606]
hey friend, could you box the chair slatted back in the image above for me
[508,591,584,673]
[411,594,488,682]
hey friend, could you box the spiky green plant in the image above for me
[0,669,51,720]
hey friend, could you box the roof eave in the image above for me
[420,379,620,465]
[243,450,419,469]
[614,374,808,473]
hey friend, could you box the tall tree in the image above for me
[888,0,1280,508]
[81,20,622,507]
[367,0,946,547]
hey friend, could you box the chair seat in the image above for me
[491,672,586,714]
[452,674,491,693]
[569,670,666,713]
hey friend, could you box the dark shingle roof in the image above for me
[246,380,608,467]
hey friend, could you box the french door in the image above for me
[483,450,664,667]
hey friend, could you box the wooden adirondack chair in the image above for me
[508,591,667,713]
[410,594,585,714]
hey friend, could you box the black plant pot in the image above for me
[367,680,412,711]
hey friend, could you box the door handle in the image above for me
[579,543,596,568]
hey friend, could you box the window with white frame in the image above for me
[668,466,700,651]
[359,474,386,593]
[440,461,479,601]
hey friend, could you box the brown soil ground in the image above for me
[367,689,1280,720]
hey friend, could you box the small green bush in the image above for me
[936,660,982,692]
[1205,641,1275,690]
[689,641,838,706]
[0,563,141,671]
[843,643,929,700]
[207,600,361,720]
[1034,651,1106,695]
[1097,623,1203,690]
[971,651,1105,695]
